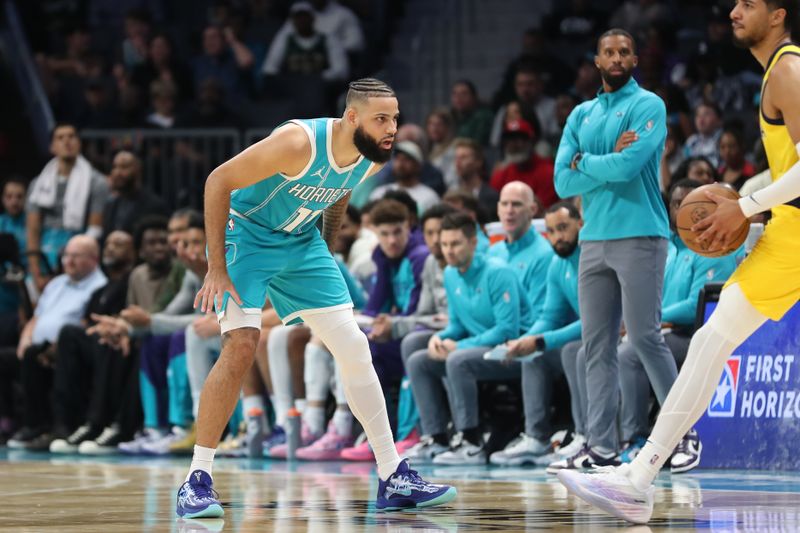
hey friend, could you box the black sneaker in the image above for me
[546,444,620,474]
[27,432,55,451]
[670,429,702,474]
[50,424,99,453]
[78,424,123,455]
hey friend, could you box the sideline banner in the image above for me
[695,286,800,470]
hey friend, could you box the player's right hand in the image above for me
[195,268,243,314]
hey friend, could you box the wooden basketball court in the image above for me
[2,451,799,532]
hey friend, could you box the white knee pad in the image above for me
[301,309,376,388]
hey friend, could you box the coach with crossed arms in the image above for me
[550,28,673,470]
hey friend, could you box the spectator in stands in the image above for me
[130,32,193,104]
[450,80,494,146]
[336,204,376,290]
[672,155,718,186]
[493,29,574,108]
[78,79,117,129]
[608,0,670,43]
[26,123,109,291]
[488,182,554,320]
[119,8,152,71]
[544,0,607,63]
[272,0,364,60]
[405,211,531,464]
[145,80,179,129]
[362,199,429,391]
[452,138,499,221]
[426,109,458,190]
[490,120,558,209]
[0,177,28,344]
[492,67,557,150]
[7,235,107,450]
[370,141,440,215]
[683,102,723,167]
[102,150,168,239]
[193,24,254,103]
[261,2,348,82]
[179,78,242,128]
[490,201,584,466]
[126,215,175,315]
[660,123,687,192]
[569,55,602,103]
[441,189,491,249]
[48,230,136,453]
[717,127,755,191]
[614,178,739,471]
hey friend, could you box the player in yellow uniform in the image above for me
[556,0,800,523]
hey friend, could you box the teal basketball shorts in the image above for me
[215,212,353,332]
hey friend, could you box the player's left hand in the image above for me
[692,191,747,253]
[506,336,538,358]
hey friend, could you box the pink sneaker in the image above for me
[296,422,355,461]
[269,422,320,459]
[395,428,420,455]
[340,439,374,461]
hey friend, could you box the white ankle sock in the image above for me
[303,405,326,435]
[186,445,216,481]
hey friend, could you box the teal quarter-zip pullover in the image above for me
[438,253,532,350]
[526,246,582,350]
[554,78,669,241]
[488,225,553,320]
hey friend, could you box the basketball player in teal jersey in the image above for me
[175,79,457,519]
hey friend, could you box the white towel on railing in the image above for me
[28,155,93,231]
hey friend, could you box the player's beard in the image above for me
[553,238,578,258]
[353,125,392,163]
[599,65,633,91]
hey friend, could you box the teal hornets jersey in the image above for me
[230,118,374,234]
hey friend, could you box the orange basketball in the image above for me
[676,183,749,258]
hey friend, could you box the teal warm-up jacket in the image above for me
[662,233,740,327]
[525,246,582,350]
[554,78,669,241]
[438,253,532,350]
[488,225,553,321]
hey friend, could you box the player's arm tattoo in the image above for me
[322,192,351,252]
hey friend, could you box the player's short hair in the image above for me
[442,188,484,220]
[766,1,799,32]
[597,28,637,54]
[420,203,458,229]
[50,122,79,141]
[133,215,169,250]
[545,200,581,220]
[370,199,410,226]
[440,211,477,239]
[381,189,418,222]
[345,78,396,108]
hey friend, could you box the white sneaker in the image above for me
[79,425,123,455]
[433,435,486,465]
[556,433,586,457]
[557,464,655,524]
[405,435,449,463]
[142,427,187,455]
[489,433,551,466]
[119,428,164,454]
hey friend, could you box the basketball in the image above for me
[676,183,749,257]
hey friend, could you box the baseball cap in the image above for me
[503,118,535,139]
[394,141,424,164]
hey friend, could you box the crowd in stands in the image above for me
[0,0,770,471]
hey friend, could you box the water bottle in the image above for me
[245,407,264,459]
[285,407,302,460]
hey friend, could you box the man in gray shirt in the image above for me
[26,123,108,291]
